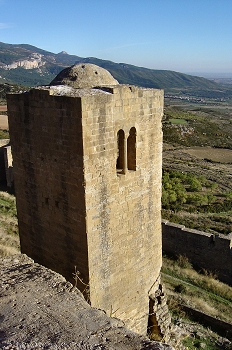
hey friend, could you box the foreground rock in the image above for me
[0,254,173,350]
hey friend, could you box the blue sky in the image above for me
[0,0,232,75]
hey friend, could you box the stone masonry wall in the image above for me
[7,84,164,336]
[81,85,163,334]
[162,220,232,285]
[7,89,90,290]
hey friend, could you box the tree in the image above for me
[188,178,201,192]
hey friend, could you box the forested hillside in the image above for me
[1,41,232,99]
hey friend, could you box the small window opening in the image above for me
[116,129,125,173]
[71,76,78,81]
[127,127,136,171]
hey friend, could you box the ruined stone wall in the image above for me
[7,84,164,335]
[0,139,9,183]
[4,145,13,187]
[162,220,232,285]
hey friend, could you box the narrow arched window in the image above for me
[127,127,136,171]
[116,129,125,173]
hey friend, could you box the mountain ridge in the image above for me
[0,41,231,98]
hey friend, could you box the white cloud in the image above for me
[0,22,11,29]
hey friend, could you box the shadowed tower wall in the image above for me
[7,78,163,335]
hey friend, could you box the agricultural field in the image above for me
[0,106,8,130]
[162,98,232,235]
[0,105,9,138]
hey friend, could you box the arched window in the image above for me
[116,129,125,173]
[127,127,136,171]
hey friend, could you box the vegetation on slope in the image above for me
[78,57,224,91]
[0,130,9,139]
[162,255,232,349]
[162,169,232,235]
[163,105,232,149]
[0,191,19,257]
[1,41,232,99]
[0,82,26,100]
[162,101,232,235]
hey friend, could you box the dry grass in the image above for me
[0,242,19,257]
[0,191,20,258]
[163,255,232,301]
[162,255,232,323]
[190,296,218,316]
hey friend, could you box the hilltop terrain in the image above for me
[1,41,232,99]
[1,42,232,235]
[162,97,232,235]
[1,48,232,348]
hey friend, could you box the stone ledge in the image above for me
[0,254,174,350]
[180,304,232,341]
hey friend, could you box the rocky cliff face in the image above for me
[0,53,46,70]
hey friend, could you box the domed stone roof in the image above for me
[50,63,119,89]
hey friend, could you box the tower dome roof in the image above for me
[50,63,119,89]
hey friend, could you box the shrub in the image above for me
[174,284,186,293]
[176,255,192,269]
[200,268,218,279]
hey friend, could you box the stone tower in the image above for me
[7,64,164,335]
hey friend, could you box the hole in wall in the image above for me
[147,297,162,341]
[71,76,78,81]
